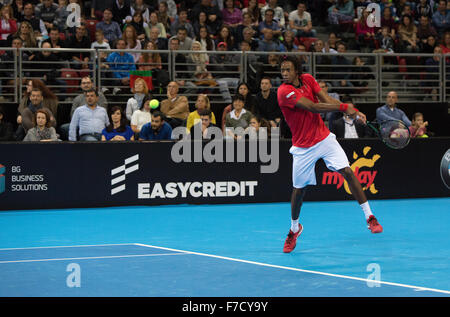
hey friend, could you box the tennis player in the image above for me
[277,56,382,254]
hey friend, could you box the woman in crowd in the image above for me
[0,5,17,46]
[23,109,58,142]
[225,94,253,139]
[126,77,150,121]
[186,94,216,132]
[102,106,134,141]
[130,95,152,135]
[122,24,142,63]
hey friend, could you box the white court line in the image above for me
[0,253,187,264]
[134,243,450,295]
[0,243,137,251]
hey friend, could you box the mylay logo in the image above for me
[0,164,5,194]
[111,155,139,195]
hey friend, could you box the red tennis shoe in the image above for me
[367,215,383,233]
[283,224,303,253]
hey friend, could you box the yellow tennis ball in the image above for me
[150,99,159,109]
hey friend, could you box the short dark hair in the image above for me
[152,111,164,120]
[85,88,98,96]
[232,93,246,103]
[198,109,212,118]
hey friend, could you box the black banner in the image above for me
[0,138,449,211]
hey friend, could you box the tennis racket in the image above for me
[365,120,411,149]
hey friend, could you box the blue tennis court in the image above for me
[0,198,449,297]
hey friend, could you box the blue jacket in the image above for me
[106,52,136,79]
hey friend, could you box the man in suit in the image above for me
[331,113,372,138]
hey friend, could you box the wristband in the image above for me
[339,103,348,112]
[354,107,359,113]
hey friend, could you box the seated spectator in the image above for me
[137,40,162,71]
[356,7,376,51]
[376,91,412,127]
[195,25,215,51]
[398,14,419,53]
[104,39,137,95]
[235,12,259,44]
[260,0,285,28]
[319,80,342,131]
[0,37,30,92]
[58,76,108,140]
[225,94,253,139]
[246,115,272,138]
[54,0,70,34]
[193,11,215,40]
[101,106,135,141]
[215,25,236,50]
[258,8,282,39]
[0,5,17,46]
[416,0,433,19]
[440,31,450,54]
[43,27,65,56]
[190,108,220,139]
[69,88,110,141]
[17,79,58,130]
[409,112,429,138]
[288,1,316,38]
[423,45,442,101]
[373,26,395,54]
[148,11,166,39]
[421,34,438,53]
[326,32,340,52]
[96,8,122,44]
[432,0,450,35]
[16,87,56,140]
[254,77,282,127]
[28,41,66,93]
[139,111,173,140]
[111,0,131,28]
[189,0,223,36]
[160,81,190,128]
[7,21,37,48]
[122,25,142,63]
[257,28,285,52]
[168,37,198,96]
[417,15,438,45]
[34,0,58,32]
[236,82,257,113]
[351,56,375,92]
[126,78,151,121]
[90,0,111,21]
[130,95,152,135]
[330,41,354,94]
[242,0,261,26]
[221,0,243,31]
[169,26,193,51]
[380,6,398,39]
[170,8,195,39]
[328,0,354,25]
[91,29,111,60]
[23,109,58,142]
[19,2,48,37]
[64,25,91,70]
[129,0,151,23]
[0,106,14,141]
[241,26,259,50]
[157,1,172,36]
[331,113,371,138]
[186,94,216,132]
[148,26,168,51]
[126,10,150,42]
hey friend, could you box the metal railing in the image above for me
[1,48,448,108]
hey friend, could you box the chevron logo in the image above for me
[111,155,139,195]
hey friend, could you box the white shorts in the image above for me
[290,133,349,189]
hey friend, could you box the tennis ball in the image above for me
[150,99,159,109]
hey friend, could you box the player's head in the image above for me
[280,55,302,84]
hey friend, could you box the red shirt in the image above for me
[277,73,330,148]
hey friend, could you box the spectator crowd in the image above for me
[0,0,448,142]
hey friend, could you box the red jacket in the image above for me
[0,19,17,40]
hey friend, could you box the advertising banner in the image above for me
[0,138,449,211]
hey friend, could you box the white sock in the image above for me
[291,219,299,233]
[360,201,373,220]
